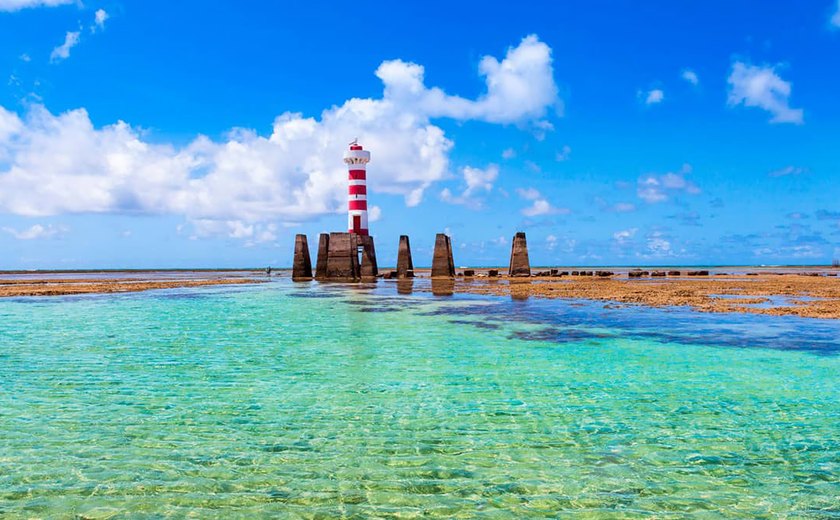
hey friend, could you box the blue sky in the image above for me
[1,0,839,268]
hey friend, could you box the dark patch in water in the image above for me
[419,304,508,319]
[347,298,411,307]
[510,327,610,343]
[449,319,501,330]
[357,307,399,313]
[288,292,340,299]
[415,297,840,355]
[260,441,315,453]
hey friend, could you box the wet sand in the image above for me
[0,276,264,297]
[425,271,840,319]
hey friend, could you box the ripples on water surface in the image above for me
[1,279,838,518]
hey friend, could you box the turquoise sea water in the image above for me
[1,279,838,518]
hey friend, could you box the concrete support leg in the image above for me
[360,235,378,279]
[508,232,531,277]
[314,233,329,280]
[396,235,414,278]
[292,234,313,281]
[431,233,455,278]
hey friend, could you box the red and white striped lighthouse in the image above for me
[344,140,371,236]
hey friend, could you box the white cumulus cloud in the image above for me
[0,36,560,239]
[645,89,664,105]
[50,31,80,62]
[3,223,65,239]
[681,69,699,85]
[833,0,840,27]
[516,187,569,217]
[727,61,803,124]
[92,9,108,32]
[637,163,700,203]
[0,0,70,11]
[440,164,499,208]
[555,144,571,161]
[769,165,807,177]
[375,34,558,126]
[613,228,637,242]
[647,236,672,256]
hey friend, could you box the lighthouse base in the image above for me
[313,232,377,282]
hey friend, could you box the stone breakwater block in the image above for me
[396,235,415,279]
[431,233,455,278]
[668,270,681,276]
[315,233,330,279]
[359,235,379,278]
[488,269,499,277]
[326,232,360,281]
[292,234,313,281]
[463,269,475,277]
[651,271,666,277]
[508,232,531,277]
[628,270,644,278]
[596,271,614,277]
[688,270,710,276]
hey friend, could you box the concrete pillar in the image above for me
[314,233,329,280]
[292,234,313,281]
[508,232,531,277]
[360,235,378,278]
[396,235,414,278]
[325,232,360,282]
[431,233,455,278]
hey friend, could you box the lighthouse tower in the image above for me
[344,140,370,236]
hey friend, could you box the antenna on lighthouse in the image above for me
[349,137,358,146]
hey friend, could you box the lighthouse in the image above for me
[296,141,378,282]
[344,140,370,236]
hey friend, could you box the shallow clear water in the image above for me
[1,280,838,518]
